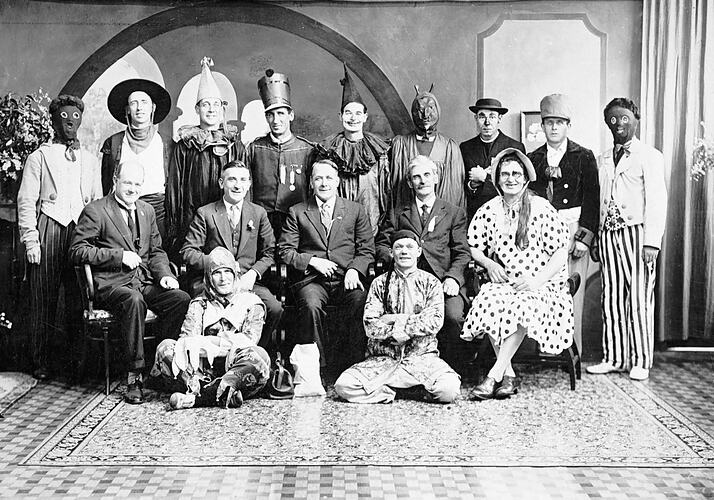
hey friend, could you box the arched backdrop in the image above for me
[59,2,412,136]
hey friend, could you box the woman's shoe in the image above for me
[471,376,498,400]
[494,375,519,398]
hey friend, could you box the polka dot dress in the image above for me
[461,195,574,354]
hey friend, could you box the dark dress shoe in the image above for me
[472,376,498,400]
[494,375,519,399]
[124,382,144,404]
[33,368,50,381]
[567,272,581,296]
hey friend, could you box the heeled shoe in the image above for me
[471,376,498,400]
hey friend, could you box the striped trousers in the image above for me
[28,214,78,369]
[598,224,657,370]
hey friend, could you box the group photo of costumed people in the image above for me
[14,49,669,407]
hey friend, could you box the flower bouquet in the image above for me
[691,122,714,181]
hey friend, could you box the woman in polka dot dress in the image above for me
[461,148,573,400]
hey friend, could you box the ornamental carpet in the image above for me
[22,367,714,468]
[0,372,36,417]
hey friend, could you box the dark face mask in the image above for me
[411,95,439,136]
[52,105,82,143]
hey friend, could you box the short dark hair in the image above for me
[49,94,84,115]
[341,102,367,114]
[222,160,250,176]
[603,98,640,121]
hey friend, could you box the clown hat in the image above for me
[196,57,223,105]
[340,64,364,111]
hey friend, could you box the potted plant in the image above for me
[0,89,53,219]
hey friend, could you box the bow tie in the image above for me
[545,166,562,179]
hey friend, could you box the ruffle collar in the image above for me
[177,124,240,151]
[323,131,389,176]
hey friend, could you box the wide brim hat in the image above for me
[107,79,171,124]
[490,147,536,195]
[468,97,508,115]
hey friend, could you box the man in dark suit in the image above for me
[460,98,526,221]
[70,160,190,404]
[376,155,471,374]
[180,160,282,348]
[279,159,375,396]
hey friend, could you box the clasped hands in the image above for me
[309,257,364,290]
[484,260,540,292]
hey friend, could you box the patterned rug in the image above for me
[22,368,714,467]
[0,372,37,417]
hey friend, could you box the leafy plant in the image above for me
[0,89,53,184]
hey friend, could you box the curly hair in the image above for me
[49,94,84,116]
[603,97,640,121]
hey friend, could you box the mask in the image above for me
[52,105,82,143]
[411,92,440,137]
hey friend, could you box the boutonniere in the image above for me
[427,216,437,233]
[247,220,255,231]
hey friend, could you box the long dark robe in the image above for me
[389,132,465,221]
[165,125,244,258]
[322,131,390,235]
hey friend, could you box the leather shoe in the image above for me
[494,375,519,399]
[124,382,144,404]
[472,376,498,400]
[33,368,50,381]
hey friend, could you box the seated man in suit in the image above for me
[70,160,190,404]
[335,229,461,404]
[180,160,283,349]
[278,159,375,396]
[376,155,471,374]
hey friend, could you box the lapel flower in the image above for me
[427,216,437,233]
[247,220,255,231]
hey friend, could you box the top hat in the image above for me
[258,69,291,112]
[107,79,171,124]
[540,93,572,120]
[468,97,508,115]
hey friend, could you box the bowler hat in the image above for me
[469,98,508,115]
[107,79,172,125]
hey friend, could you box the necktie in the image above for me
[420,205,430,228]
[229,204,240,229]
[614,144,628,166]
[320,203,332,234]
[127,208,138,249]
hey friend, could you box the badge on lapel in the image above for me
[247,220,255,231]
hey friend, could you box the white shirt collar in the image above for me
[547,140,567,154]
[415,194,436,212]
[415,134,436,142]
[223,197,243,213]
[316,195,336,212]
[114,194,135,211]
[269,132,293,145]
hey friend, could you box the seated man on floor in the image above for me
[335,230,461,404]
[180,160,282,349]
[69,160,190,405]
[278,159,375,397]
[151,247,271,409]
[376,155,471,374]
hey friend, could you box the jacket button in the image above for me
[563,198,568,204]
[563,183,569,188]
[49,193,56,200]
[621,204,626,209]
[84,197,89,203]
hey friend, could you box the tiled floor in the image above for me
[1,356,713,499]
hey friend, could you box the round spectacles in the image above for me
[499,171,524,180]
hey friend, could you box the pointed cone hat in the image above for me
[340,64,364,111]
[196,57,223,105]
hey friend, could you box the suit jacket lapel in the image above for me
[306,198,328,246]
[427,199,446,233]
[327,198,346,248]
[213,201,234,252]
[137,204,150,250]
[237,202,254,256]
[405,202,422,234]
[105,197,134,249]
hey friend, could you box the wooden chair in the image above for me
[471,267,582,390]
[74,264,174,395]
